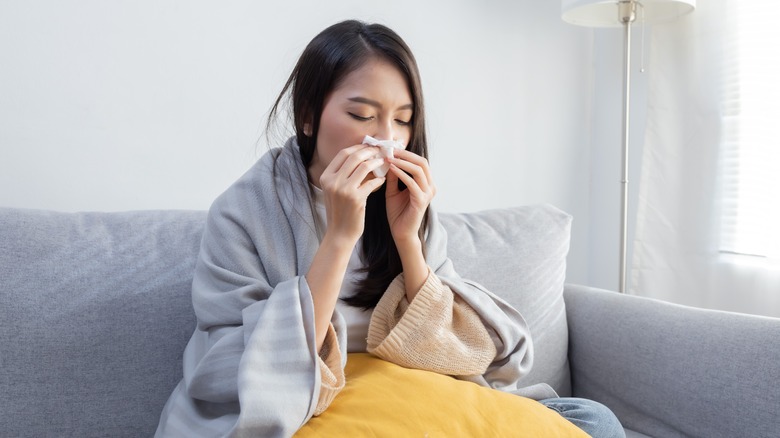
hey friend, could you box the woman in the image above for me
[156,20,624,438]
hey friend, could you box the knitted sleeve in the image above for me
[366,270,497,376]
[313,323,345,416]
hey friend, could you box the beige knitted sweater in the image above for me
[313,269,497,415]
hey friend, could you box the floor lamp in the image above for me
[561,0,695,293]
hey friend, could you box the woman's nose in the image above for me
[374,120,395,141]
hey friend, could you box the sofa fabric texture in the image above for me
[566,284,780,438]
[0,204,571,437]
[4,205,779,438]
[1,209,205,437]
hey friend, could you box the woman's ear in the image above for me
[303,122,312,137]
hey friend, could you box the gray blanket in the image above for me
[155,138,556,438]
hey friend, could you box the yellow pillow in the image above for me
[295,353,587,437]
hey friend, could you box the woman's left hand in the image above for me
[385,148,436,249]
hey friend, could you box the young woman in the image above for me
[156,20,625,438]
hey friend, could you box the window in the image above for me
[719,2,780,259]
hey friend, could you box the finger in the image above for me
[388,163,426,199]
[358,175,386,196]
[391,149,433,184]
[326,144,376,176]
[387,157,430,193]
[337,147,383,177]
[347,158,386,184]
[384,164,401,196]
[320,145,372,191]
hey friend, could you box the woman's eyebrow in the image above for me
[347,96,413,111]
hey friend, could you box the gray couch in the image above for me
[1,205,778,438]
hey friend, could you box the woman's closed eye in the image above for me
[349,112,373,122]
[348,113,411,126]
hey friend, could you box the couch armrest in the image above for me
[564,283,780,438]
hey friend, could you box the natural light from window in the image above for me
[720,2,780,260]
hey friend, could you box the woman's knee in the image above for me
[540,397,625,438]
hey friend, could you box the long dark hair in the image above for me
[267,20,429,309]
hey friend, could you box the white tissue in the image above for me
[363,135,404,177]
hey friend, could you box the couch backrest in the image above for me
[0,205,571,437]
[0,209,205,437]
[439,206,572,396]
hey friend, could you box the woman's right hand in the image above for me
[308,144,385,350]
[318,144,386,246]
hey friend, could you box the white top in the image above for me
[310,184,372,353]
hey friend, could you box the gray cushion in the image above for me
[0,204,572,436]
[440,204,573,396]
[0,208,205,437]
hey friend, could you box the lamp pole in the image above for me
[562,0,695,294]
[618,1,636,293]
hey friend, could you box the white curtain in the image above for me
[631,0,780,318]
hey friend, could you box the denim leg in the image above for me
[540,397,625,438]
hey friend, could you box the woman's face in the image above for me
[308,57,413,186]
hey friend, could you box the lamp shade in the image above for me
[562,0,695,27]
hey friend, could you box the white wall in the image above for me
[0,1,601,285]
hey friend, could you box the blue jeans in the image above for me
[540,397,626,438]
